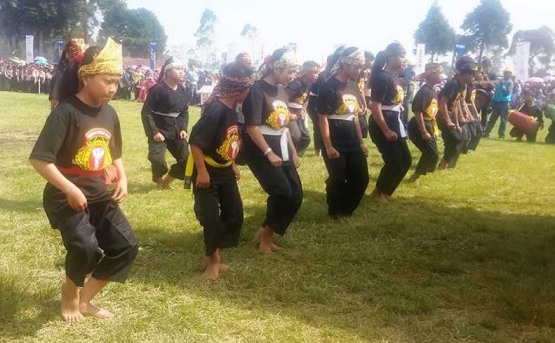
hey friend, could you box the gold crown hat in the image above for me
[78,38,123,77]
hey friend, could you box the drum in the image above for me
[508,111,540,134]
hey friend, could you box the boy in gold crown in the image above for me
[30,39,138,322]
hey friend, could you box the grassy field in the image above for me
[0,91,554,343]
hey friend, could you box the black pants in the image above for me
[359,115,369,139]
[486,102,509,138]
[193,168,243,256]
[468,120,483,151]
[460,122,471,155]
[438,118,464,168]
[322,150,369,218]
[247,159,303,235]
[408,118,439,176]
[369,111,412,196]
[46,200,138,287]
[148,136,189,182]
[307,103,323,152]
[288,117,311,156]
[546,123,555,144]
[510,127,538,142]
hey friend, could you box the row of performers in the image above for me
[141,44,485,279]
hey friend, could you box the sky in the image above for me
[126,0,555,63]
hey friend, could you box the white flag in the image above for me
[415,44,425,75]
[25,35,34,63]
[514,41,530,82]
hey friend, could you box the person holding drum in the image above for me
[509,90,544,143]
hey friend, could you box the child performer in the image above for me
[286,60,321,156]
[509,89,544,142]
[188,62,256,280]
[368,43,411,202]
[242,48,302,253]
[29,38,138,322]
[141,56,190,189]
[437,56,476,170]
[317,47,369,218]
[407,63,442,183]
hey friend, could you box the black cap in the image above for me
[456,56,477,73]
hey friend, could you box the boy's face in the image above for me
[304,70,319,85]
[83,74,121,104]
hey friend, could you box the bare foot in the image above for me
[156,176,165,189]
[271,243,283,252]
[162,175,176,190]
[370,189,389,203]
[251,227,264,245]
[61,282,84,323]
[437,161,447,170]
[203,260,220,280]
[408,174,421,183]
[219,263,231,271]
[79,302,114,319]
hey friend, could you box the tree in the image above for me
[194,9,217,64]
[98,6,167,58]
[414,2,455,62]
[241,23,258,62]
[508,26,555,73]
[461,0,512,62]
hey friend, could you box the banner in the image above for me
[56,40,64,63]
[25,35,34,63]
[514,41,530,82]
[415,43,425,75]
[149,42,157,69]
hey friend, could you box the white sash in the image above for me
[259,125,290,162]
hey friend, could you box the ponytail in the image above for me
[371,51,388,75]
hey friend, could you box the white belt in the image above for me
[309,91,317,97]
[288,103,304,109]
[328,113,356,121]
[381,104,402,111]
[153,111,180,118]
[259,125,290,162]
[381,105,407,138]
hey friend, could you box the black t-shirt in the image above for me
[439,77,466,111]
[412,84,439,121]
[285,78,310,115]
[189,100,241,167]
[317,77,363,152]
[370,70,404,106]
[520,103,544,123]
[141,82,189,139]
[465,83,476,104]
[242,79,291,160]
[30,96,122,203]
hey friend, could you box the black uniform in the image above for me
[189,100,243,257]
[369,70,412,196]
[437,77,466,168]
[141,82,190,182]
[318,76,369,218]
[465,84,483,151]
[510,103,543,142]
[243,80,303,235]
[286,78,311,156]
[30,96,138,287]
[408,84,440,176]
[306,71,327,153]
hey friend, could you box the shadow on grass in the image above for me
[129,197,555,341]
[0,278,59,339]
[0,198,42,213]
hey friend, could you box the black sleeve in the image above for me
[242,86,264,126]
[48,74,61,101]
[29,107,70,163]
[110,108,123,160]
[535,106,544,123]
[178,85,190,132]
[141,85,160,136]
[189,104,220,150]
[285,80,303,101]
[317,83,333,115]
[411,88,425,114]
[439,81,458,104]
[370,72,388,103]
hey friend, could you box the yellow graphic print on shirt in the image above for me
[72,128,112,171]
[217,125,241,162]
[338,94,361,114]
[470,89,476,103]
[426,99,440,136]
[266,100,290,130]
[393,85,405,104]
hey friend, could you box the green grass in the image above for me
[1,91,554,343]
